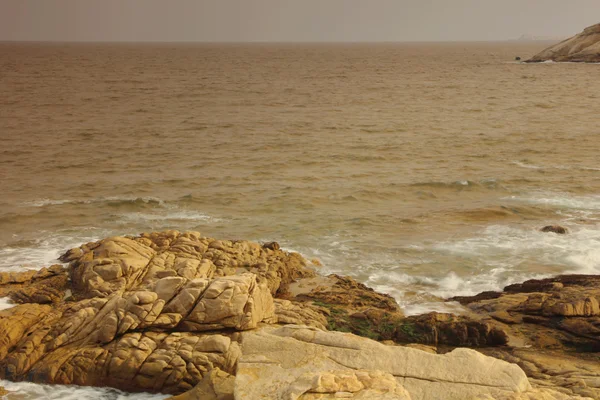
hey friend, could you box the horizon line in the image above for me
[0,38,561,45]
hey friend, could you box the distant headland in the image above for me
[527,23,600,63]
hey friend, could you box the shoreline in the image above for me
[0,231,598,399]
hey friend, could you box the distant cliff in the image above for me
[527,23,600,63]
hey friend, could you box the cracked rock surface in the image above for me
[0,231,597,399]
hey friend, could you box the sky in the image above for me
[1,0,599,42]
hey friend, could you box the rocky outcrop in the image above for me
[0,264,68,303]
[0,231,597,399]
[447,274,600,399]
[528,23,600,63]
[0,231,313,394]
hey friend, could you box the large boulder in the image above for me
[0,231,305,394]
[236,325,535,400]
[528,23,600,63]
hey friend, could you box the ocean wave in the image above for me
[24,196,165,208]
[410,180,473,189]
[511,161,543,169]
[0,379,169,400]
[364,266,546,315]
[511,160,600,172]
[507,193,600,211]
[0,297,16,311]
[0,230,107,271]
[358,222,600,315]
[408,179,504,191]
[298,219,600,316]
[119,210,218,223]
[24,199,75,207]
[401,301,466,316]
[434,224,600,275]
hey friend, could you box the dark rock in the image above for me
[450,290,502,305]
[540,225,568,234]
[262,241,280,250]
[394,312,509,347]
[504,275,600,293]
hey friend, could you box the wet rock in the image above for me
[540,225,569,234]
[296,274,404,341]
[8,272,69,304]
[0,265,67,299]
[262,241,280,251]
[394,312,509,347]
[298,274,400,313]
[450,290,502,305]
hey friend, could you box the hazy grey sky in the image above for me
[1,0,599,42]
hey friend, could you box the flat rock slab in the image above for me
[236,325,531,400]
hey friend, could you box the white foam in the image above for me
[0,297,15,311]
[402,301,466,317]
[511,161,600,173]
[364,265,544,315]
[0,379,169,399]
[330,216,600,315]
[121,210,217,222]
[435,224,600,275]
[24,199,75,207]
[507,193,600,211]
[23,196,165,208]
[511,160,543,169]
[0,230,106,271]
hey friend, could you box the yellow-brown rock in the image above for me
[0,231,597,400]
[167,368,235,400]
[446,274,600,398]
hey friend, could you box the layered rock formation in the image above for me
[528,23,600,63]
[450,275,600,399]
[0,231,597,399]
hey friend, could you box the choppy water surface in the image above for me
[2,41,600,303]
[0,41,600,395]
[2,41,600,304]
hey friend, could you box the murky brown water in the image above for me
[1,41,600,319]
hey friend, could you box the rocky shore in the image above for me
[527,23,600,63]
[0,231,598,399]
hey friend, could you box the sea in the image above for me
[0,41,599,398]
